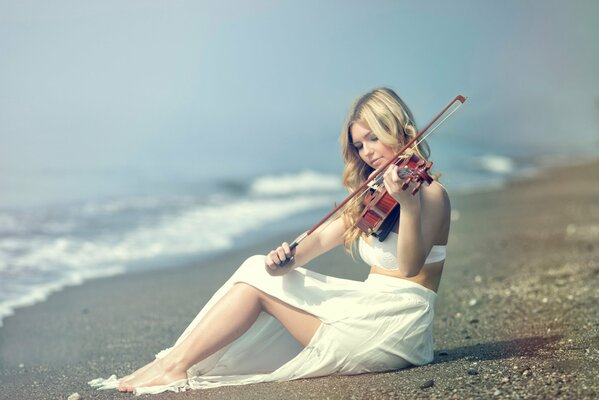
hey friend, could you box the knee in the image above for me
[232,281,257,291]
[231,282,264,302]
[240,255,265,269]
[235,255,266,276]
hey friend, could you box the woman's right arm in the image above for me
[265,216,347,273]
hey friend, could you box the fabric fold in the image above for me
[90,255,436,395]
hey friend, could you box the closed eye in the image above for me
[351,133,378,151]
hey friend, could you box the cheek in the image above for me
[355,149,371,165]
[378,144,396,159]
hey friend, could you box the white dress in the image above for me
[89,236,444,395]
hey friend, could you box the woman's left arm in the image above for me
[384,165,450,277]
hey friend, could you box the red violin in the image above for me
[279,95,467,266]
[356,154,433,235]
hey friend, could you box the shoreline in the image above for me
[1,159,598,399]
[2,150,597,329]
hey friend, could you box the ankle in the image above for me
[159,356,190,375]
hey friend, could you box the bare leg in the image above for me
[119,282,321,392]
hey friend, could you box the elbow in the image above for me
[401,269,421,278]
[398,252,427,277]
[397,262,424,278]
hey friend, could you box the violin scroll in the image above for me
[399,157,433,194]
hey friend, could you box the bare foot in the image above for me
[132,369,187,391]
[118,360,157,392]
[119,358,187,393]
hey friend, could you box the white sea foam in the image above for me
[0,266,125,327]
[0,191,339,327]
[77,195,192,217]
[251,170,342,195]
[475,154,516,174]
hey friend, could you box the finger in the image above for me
[385,165,398,180]
[265,254,277,270]
[368,169,378,180]
[276,247,287,262]
[389,165,402,183]
[384,168,399,188]
[269,250,281,264]
[391,165,402,183]
[282,241,290,253]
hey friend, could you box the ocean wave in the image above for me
[473,154,516,174]
[0,266,125,327]
[250,170,342,196]
[76,195,195,217]
[0,191,338,327]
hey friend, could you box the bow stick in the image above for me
[279,94,467,266]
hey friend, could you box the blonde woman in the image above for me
[90,87,451,395]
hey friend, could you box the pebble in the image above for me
[67,393,81,400]
[468,298,477,306]
[467,368,478,375]
[494,389,501,396]
[19,363,24,368]
[419,379,434,389]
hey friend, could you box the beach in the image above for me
[0,160,598,400]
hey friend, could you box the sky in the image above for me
[1,0,598,206]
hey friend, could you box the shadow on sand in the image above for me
[432,335,562,364]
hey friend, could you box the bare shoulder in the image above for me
[420,181,451,242]
[422,181,451,213]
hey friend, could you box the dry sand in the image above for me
[0,160,598,399]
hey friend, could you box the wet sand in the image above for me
[1,160,598,399]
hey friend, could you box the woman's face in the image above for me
[349,121,396,169]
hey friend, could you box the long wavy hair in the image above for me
[339,87,431,254]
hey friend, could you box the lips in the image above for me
[371,158,384,167]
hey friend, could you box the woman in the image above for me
[89,87,451,395]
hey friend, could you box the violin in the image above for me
[278,95,467,266]
[356,154,433,236]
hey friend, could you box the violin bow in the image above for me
[279,94,467,266]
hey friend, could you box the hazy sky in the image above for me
[1,0,598,204]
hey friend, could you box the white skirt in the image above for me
[89,255,436,395]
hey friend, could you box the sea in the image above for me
[0,134,598,327]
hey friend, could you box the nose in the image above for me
[362,143,374,156]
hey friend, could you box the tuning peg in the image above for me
[411,181,423,194]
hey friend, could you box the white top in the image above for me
[358,231,446,270]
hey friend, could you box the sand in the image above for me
[1,160,598,399]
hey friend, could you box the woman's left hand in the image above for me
[383,164,421,213]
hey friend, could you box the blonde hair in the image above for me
[339,87,431,253]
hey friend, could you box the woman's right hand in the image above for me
[264,242,296,275]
